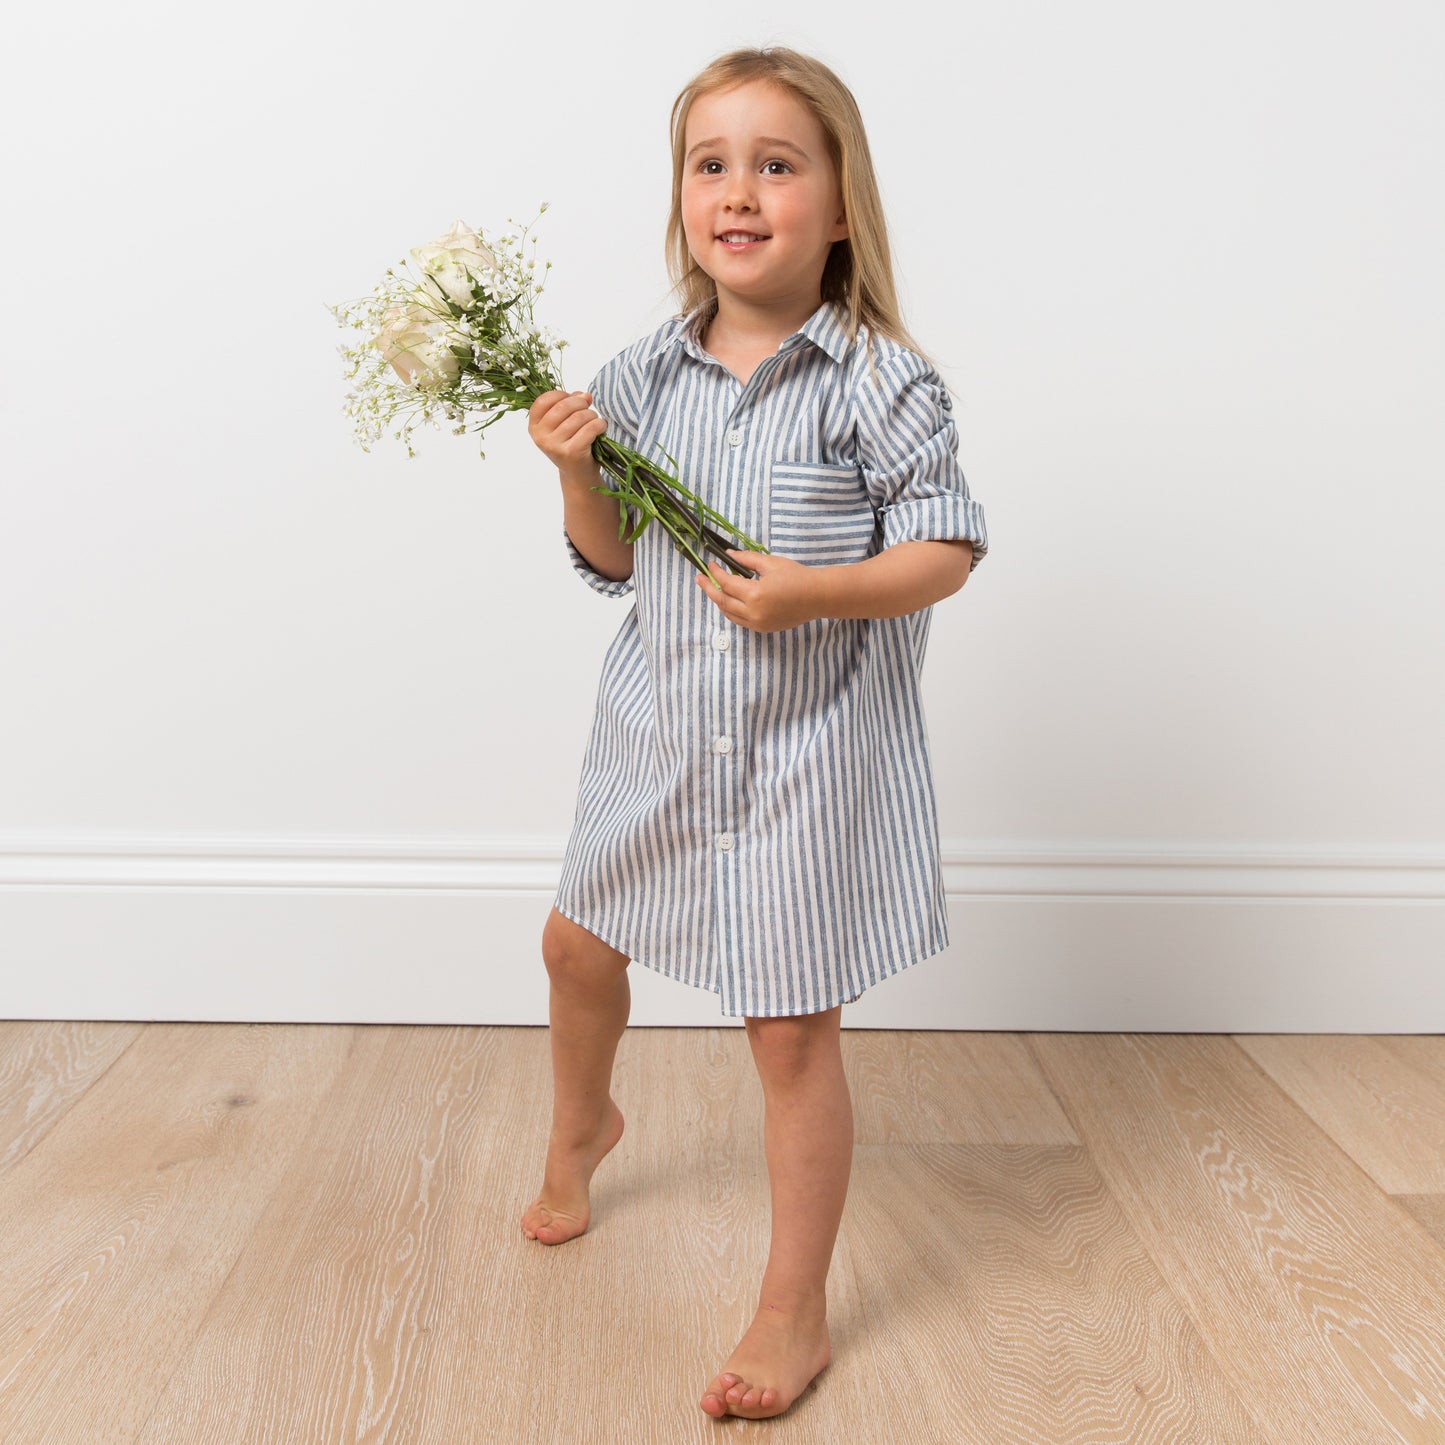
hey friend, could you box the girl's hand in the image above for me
[528,389,607,482]
[694,549,824,633]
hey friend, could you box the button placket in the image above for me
[708,581,731,983]
[712,365,761,1016]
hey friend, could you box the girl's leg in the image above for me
[520,906,631,1245]
[700,1004,850,1420]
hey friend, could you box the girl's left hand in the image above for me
[694,548,824,633]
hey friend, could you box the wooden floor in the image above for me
[1,1024,1444,1443]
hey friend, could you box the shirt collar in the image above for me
[646,295,853,366]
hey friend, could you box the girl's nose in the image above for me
[724,174,758,210]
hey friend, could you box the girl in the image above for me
[523,45,989,1422]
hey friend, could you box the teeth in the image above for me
[721,233,766,242]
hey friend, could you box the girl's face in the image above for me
[680,80,848,317]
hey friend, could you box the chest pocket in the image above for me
[767,460,879,567]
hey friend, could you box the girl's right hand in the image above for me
[528,389,608,480]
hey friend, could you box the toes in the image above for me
[701,1374,739,1416]
[707,1371,790,1419]
[524,1207,586,1245]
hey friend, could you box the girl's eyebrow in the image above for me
[685,135,810,163]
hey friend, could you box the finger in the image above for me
[695,571,727,602]
[539,404,602,456]
[727,548,771,575]
[704,569,747,615]
[556,408,604,443]
[533,390,593,426]
[705,560,737,595]
[528,390,569,423]
[554,391,594,422]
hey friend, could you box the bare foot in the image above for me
[699,1300,832,1420]
[520,1099,625,1245]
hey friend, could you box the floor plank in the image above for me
[132,1026,504,1442]
[847,1142,1266,1442]
[1235,1034,1445,1192]
[844,1029,1078,1145]
[0,1022,355,1444]
[1027,1033,1445,1443]
[0,1020,143,1174]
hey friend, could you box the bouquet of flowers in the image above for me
[328,207,766,580]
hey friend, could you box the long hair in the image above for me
[664,45,936,375]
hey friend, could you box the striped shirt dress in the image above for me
[554,295,989,1018]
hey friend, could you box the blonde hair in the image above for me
[665,45,937,377]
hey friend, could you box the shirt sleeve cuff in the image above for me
[564,522,635,597]
[881,493,990,571]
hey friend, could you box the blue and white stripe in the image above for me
[555,296,989,1017]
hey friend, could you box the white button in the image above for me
[713,736,733,755]
[712,631,730,650]
[717,833,735,851]
[727,429,743,446]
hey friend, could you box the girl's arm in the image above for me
[812,539,972,620]
[560,455,635,584]
[530,387,636,584]
[700,537,972,632]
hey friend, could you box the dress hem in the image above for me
[552,899,948,1019]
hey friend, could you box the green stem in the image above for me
[589,434,768,579]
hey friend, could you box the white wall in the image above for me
[2,0,1442,1028]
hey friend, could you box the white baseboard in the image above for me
[1,834,1442,1030]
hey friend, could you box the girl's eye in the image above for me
[696,159,794,175]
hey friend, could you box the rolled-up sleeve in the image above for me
[854,348,989,572]
[563,347,644,598]
[564,521,635,599]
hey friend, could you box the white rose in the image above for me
[434,219,497,268]
[371,298,465,391]
[410,219,498,308]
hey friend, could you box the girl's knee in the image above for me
[542,907,630,984]
[745,1006,842,1072]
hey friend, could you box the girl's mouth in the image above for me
[718,233,770,251]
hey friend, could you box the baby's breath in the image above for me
[328,206,767,576]
[328,205,566,460]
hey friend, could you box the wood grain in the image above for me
[0,1020,143,1174]
[1027,1033,1445,1444]
[1235,1034,1445,1192]
[0,1024,1442,1443]
[846,1142,1265,1443]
